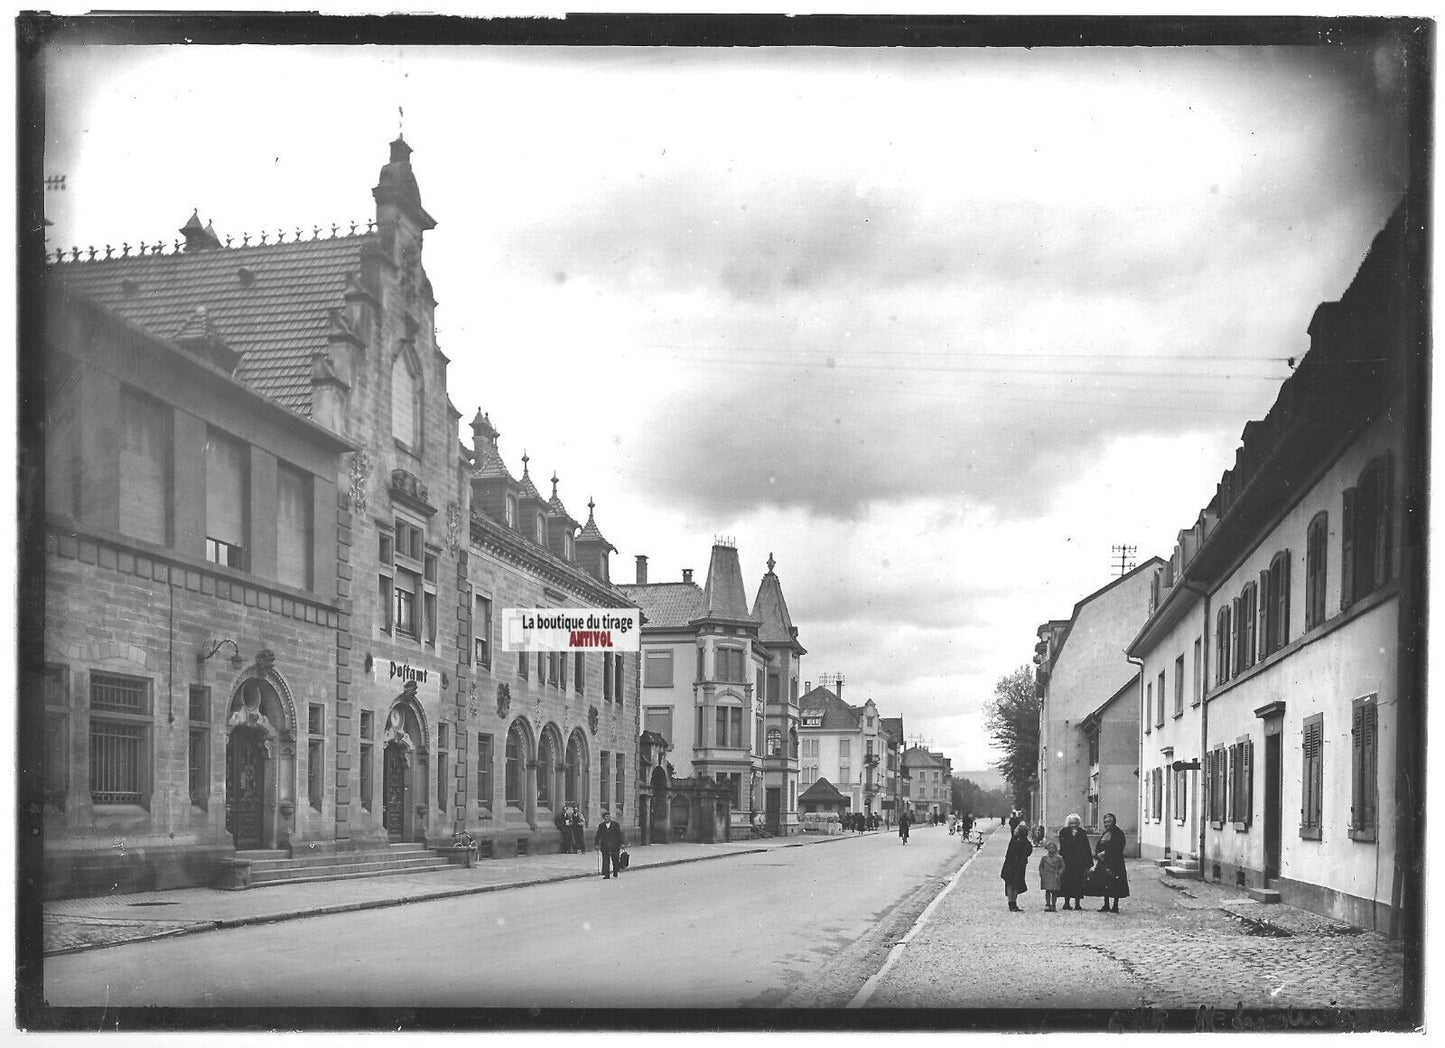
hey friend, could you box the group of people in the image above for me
[553,804,589,854]
[948,812,975,838]
[843,811,881,833]
[1000,812,1130,913]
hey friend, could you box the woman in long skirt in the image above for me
[1084,812,1131,913]
[1057,813,1092,911]
[1000,821,1034,911]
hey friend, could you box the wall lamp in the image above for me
[199,638,245,670]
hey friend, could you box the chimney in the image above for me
[835,677,843,701]
[682,568,693,584]
[635,555,648,585]
[805,681,812,693]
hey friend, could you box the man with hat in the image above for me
[594,809,625,879]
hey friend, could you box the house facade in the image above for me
[1128,201,1424,933]
[796,684,884,815]
[902,746,952,821]
[1033,559,1160,847]
[751,554,805,834]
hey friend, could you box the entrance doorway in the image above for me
[227,729,266,849]
[650,766,669,842]
[765,787,781,833]
[383,744,407,841]
[1264,733,1282,882]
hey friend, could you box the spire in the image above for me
[373,136,436,232]
[752,551,804,652]
[179,210,221,252]
[767,552,776,573]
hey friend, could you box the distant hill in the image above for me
[956,768,1006,791]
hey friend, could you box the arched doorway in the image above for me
[536,724,563,815]
[224,667,296,852]
[503,718,536,826]
[381,687,428,843]
[564,730,589,812]
[650,765,669,843]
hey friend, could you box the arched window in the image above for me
[537,729,559,809]
[1343,453,1393,608]
[1237,581,1257,671]
[505,495,517,529]
[505,723,526,809]
[1262,551,1290,656]
[767,727,782,756]
[391,348,422,449]
[1305,513,1328,630]
[565,731,587,808]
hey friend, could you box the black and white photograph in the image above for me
[15,11,1429,1034]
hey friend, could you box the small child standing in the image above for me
[1039,840,1066,912]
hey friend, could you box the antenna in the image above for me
[1110,544,1137,577]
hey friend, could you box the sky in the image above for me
[40,35,1413,774]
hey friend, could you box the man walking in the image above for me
[594,809,625,879]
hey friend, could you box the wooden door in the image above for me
[227,731,265,850]
[383,745,406,841]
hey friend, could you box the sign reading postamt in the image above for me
[502,608,641,652]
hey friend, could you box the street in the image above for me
[43,827,962,1010]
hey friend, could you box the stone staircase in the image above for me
[1158,853,1201,880]
[222,842,455,890]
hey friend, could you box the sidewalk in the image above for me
[864,827,1406,1012]
[42,829,881,957]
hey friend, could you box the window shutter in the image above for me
[1226,745,1235,822]
[1341,487,1356,609]
[1231,598,1241,677]
[1242,738,1254,827]
[1278,550,1291,647]
[1377,451,1394,586]
[1350,703,1364,832]
[1258,571,1270,660]
[1362,702,1378,832]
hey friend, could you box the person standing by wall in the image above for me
[594,810,625,880]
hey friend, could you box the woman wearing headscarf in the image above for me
[1085,812,1131,913]
[1000,820,1034,911]
[1057,813,1092,911]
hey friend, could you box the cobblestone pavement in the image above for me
[40,829,876,956]
[866,828,1407,1019]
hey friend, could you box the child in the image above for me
[1038,840,1066,912]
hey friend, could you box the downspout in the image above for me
[1182,580,1211,871]
[1125,654,1145,851]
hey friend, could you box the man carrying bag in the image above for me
[594,810,625,880]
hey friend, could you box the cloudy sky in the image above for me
[42,35,1412,773]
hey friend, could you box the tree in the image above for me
[952,776,1012,819]
[985,665,1040,811]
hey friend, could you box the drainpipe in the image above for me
[1125,654,1145,854]
[1181,580,1211,871]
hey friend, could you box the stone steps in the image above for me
[225,842,453,890]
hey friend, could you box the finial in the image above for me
[587,497,596,520]
[277,229,286,244]
[53,247,63,263]
[349,220,357,236]
[398,104,404,139]
[296,226,303,242]
[259,231,267,245]
[521,450,530,475]
[313,225,321,240]
[767,552,776,573]
[225,234,233,248]
[366,219,375,233]
[331,223,339,238]
[71,247,80,262]
[104,244,112,259]
[87,245,96,260]
[122,242,130,257]
[174,239,182,253]
[550,471,559,497]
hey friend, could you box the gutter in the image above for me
[1180,579,1210,869]
[1125,653,1146,841]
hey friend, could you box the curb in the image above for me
[43,830,868,958]
[847,829,996,1008]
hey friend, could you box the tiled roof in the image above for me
[517,463,545,503]
[751,559,801,647]
[618,582,704,630]
[903,747,947,769]
[700,544,760,624]
[880,717,905,745]
[799,686,861,730]
[576,500,615,551]
[49,233,375,416]
[798,777,847,803]
[472,441,516,483]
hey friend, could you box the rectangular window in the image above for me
[477,733,494,811]
[644,650,674,688]
[423,590,437,646]
[307,704,325,812]
[89,672,151,807]
[308,704,324,736]
[1350,697,1378,841]
[394,571,419,637]
[1263,552,1291,657]
[505,730,522,808]
[437,752,449,812]
[188,685,210,723]
[188,727,209,809]
[548,651,559,686]
[1301,714,1323,840]
[840,764,851,785]
[118,386,170,546]
[600,752,611,815]
[1144,682,1152,734]
[1174,656,1185,716]
[475,595,492,667]
[1156,670,1166,727]
[1192,638,1203,706]
[615,755,624,814]
[379,574,394,633]
[603,653,614,701]
[644,706,673,743]
[575,652,585,695]
[560,649,568,690]
[276,461,313,590]
[360,709,374,740]
[205,428,247,570]
[767,672,781,704]
[614,655,624,704]
[1215,604,1233,684]
[360,742,373,812]
[518,649,529,679]
[717,647,745,683]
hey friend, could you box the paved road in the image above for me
[44,825,966,1009]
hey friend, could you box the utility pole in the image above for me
[1110,544,1137,577]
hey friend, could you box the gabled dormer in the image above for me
[517,452,549,547]
[545,473,579,563]
[575,498,617,583]
[468,408,523,529]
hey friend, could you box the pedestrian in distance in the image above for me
[555,806,572,854]
[1001,820,1034,911]
[594,810,625,879]
[1084,812,1130,913]
[1038,840,1065,912]
[898,811,911,844]
[1058,813,1092,911]
[570,805,587,854]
